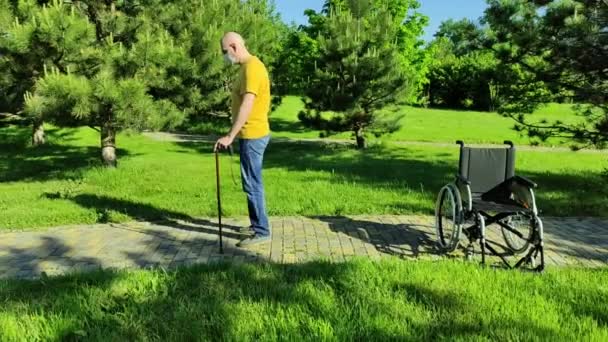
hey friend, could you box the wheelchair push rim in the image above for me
[435,185,462,252]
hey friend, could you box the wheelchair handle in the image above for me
[504,140,514,148]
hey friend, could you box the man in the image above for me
[214,32,271,247]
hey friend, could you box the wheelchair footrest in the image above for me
[480,241,544,272]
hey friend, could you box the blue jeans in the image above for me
[239,135,270,236]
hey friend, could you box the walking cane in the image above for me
[215,149,224,254]
[215,145,233,255]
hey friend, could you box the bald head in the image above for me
[221,32,251,65]
[222,32,245,47]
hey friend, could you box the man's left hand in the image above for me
[214,135,234,152]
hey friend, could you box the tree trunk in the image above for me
[101,120,117,167]
[355,127,366,149]
[32,119,45,146]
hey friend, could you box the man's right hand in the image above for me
[214,135,234,152]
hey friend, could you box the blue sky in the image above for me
[274,0,488,42]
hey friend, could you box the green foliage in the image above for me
[435,18,487,57]
[426,37,502,111]
[425,18,513,112]
[271,27,319,97]
[485,0,608,148]
[1,0,284,164]
[147,0,285,122]
[0,1,15,112]
[21,2,183,120]
[273,0,429,106]
[0,0,94,114]
[297,0,427,148]
[424,13,558,113]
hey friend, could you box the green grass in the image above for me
[270,97,588,146]
[1,114,606,340]
[1,124,606,230]
[0,259,606,341]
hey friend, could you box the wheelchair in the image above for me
[434,141,545,271]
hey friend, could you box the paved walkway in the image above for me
[1,216,607,279]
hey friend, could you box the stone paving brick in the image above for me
[0,215,606,279]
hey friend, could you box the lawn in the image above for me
[1,107,606,341]
[1,123,606,230]
[269,97,589,147]
[0,258,606,341]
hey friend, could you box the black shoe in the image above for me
[237,234,271,247]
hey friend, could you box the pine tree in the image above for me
[0,0,92,145]
[24,0,185,167]
[3,0,285,160]
[147,0,284,124]
[299,1,423,148]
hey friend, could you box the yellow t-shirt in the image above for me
[231,56,271,139]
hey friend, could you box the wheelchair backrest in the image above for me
[458,145,515,193]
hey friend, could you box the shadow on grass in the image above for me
[1,259,606,340]
[63,193,244,237]
[269,117,315,135]
[526,171,608,217]
[177,139,456,195]
[0,126,132,182]
[391,282,573,340]
[175,137,607,217]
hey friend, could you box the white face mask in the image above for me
[224,52,237,65]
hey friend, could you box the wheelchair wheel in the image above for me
[500,213,533,254]
[435,185,462,252]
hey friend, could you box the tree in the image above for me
[298,0,427,148]
[24,0,185,166]
[0,0,14,114]
[147,0,285,124]
[15,0,284,166]
[381,0,431,104]
[485,0,607,149]
[272,0,429,107]
[0,0,92,145]
[425,37,502,111]
[271,25,319,98]
[435,18,487,57]
[425,17,510,111]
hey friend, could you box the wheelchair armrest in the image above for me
[509,176,538,213]
[455,174,471,185]
[512,175,537,189]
